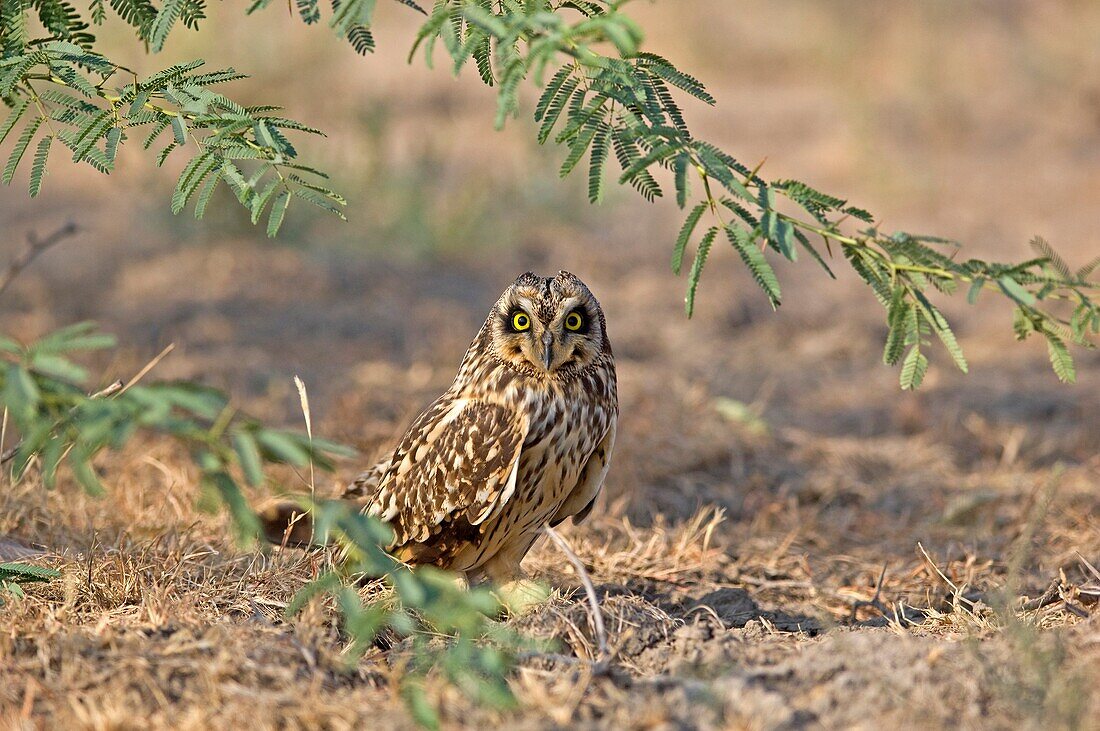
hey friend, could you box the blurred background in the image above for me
[5,5,1100,725]
[2,0,1098,561]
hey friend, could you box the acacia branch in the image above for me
[409,0,1099,386]
[0,222,78,298]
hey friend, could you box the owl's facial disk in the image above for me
[493,272,605,376]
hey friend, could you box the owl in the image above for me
[262,271,618,586]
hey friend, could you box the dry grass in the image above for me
[1,426,1096,729]
[3,1,1100,728]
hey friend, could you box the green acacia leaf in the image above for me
[53,64,98,97]
[672,202,707,275]
[193,169,221,219]
[883,287,909,366]
[39,436,65,490]
[0,99,30,148]
[911,291,968,373]
[35,322,116,353]
[29,352,87,382]
[254,429,311,467]
[726,225,781,309]
[1077,255,1100,280]
[4,364,41,422]
[70,448,106,496]
[150,0,184,51]
[673,153,690,208]
[554,93,607,145]
[292,186,346,218]
[249,178,280,223]
[792,229,835,278]
[685,226,718,317]
[534,66,573,123]
[900,344,929,390]
[286,572,343,616]
[28,134,51,197]
[296,0,320,24]
[587,121,610,204]
[1029,236,1071,279]
[997,276,1036,305]
[3,116,43,185]
[232,431,264,486]
[346,24,375,55]
[170,116,188,145]
[171,150,216,214]
[559,116,599,177]
[537,78,578,144]
[0,563,60,583]
[149,382,226,419]
[636,53,715,105]
[104,127,122,164]
[1044,330,1076,384]
[616,142,677,187]
[267,189,291,237]
[2,581,26,598]
[202,470,261,544]
[966,278,985,304]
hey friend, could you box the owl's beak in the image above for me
[541,331,554,370]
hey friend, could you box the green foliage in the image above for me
[288,502,524,729]
[403,0,1098,387]
[0,315,519,726]
[4,0,1093,386]
[0,323,352,537]
[0,21,349,234]
[1,560,60,602]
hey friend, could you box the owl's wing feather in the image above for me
[343,451,396,499]
[369,396,527,550]
[550,414,617,527]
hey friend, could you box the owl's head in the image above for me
[489,271,610,377]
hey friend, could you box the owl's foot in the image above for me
[492,578,551,617]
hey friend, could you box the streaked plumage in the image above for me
[265,271,618,585]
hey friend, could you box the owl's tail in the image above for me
[258,462,386,547]
[256,495,375,548]
[256,499,320,547]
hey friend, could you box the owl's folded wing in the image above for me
[369,396,527,552]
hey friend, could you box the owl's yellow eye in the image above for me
[565,312,584,331]
[511,312,531,331]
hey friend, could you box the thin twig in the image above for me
[117,343,176,395]
[1056,585,1090,618]
[543,525,610,673]
[1075,552,1100,604]
[1,408,8,469]
[1,344,175,465]
[1021,579,1061,612]
[917,542,960,593]
[916,541,979,612]
[849,564,892,622]
[89,380,124,399]
[1076,552,1100,583]
[293,375,316,545]
[0,222,79,298]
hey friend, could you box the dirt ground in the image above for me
[2,1,1099,729]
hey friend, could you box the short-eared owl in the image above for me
[263,271,617,585]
